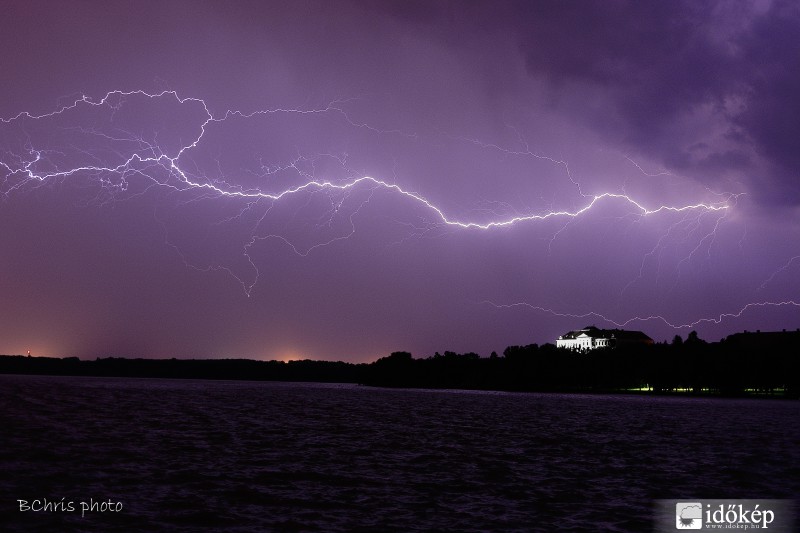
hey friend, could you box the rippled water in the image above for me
[1,375,798,532]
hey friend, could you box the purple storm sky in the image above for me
[1,0,799,362]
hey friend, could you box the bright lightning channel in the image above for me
[4,88,765,328]
[0,89,730,228]
[486,300,800,332]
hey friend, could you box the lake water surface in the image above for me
[1,375,798,531]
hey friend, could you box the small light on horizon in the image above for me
[275,350,305,363]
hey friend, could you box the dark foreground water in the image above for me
[0,376,798,532]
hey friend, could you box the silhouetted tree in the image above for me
[686,330,706,345]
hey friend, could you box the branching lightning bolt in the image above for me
[0,89,731,241]
[485,300,800,333]
[759,255,800,291]
[0,90,729,225]
[5,88,790,337]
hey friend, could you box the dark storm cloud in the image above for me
[373,0,799,205]
[735,3,800,203]
[513,0,800,205]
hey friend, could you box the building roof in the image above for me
[724,329,800,347]
[558,325,652,342]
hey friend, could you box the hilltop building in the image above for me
[556,326,653,351]
[723,328,800,349]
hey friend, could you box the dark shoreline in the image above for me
[2,347,797,399]
[3,329,799,399]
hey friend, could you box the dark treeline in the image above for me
[0,356,364,383]
[1,330,798,397]
[363,330,799,397]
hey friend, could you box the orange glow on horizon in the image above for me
[274,351,305,363]
[0,344,61,358]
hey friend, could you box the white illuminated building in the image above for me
[556,326,653,351]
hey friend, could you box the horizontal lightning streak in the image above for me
[8,88,769,334]
[0,89,731,230]
[485,300,800,331]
